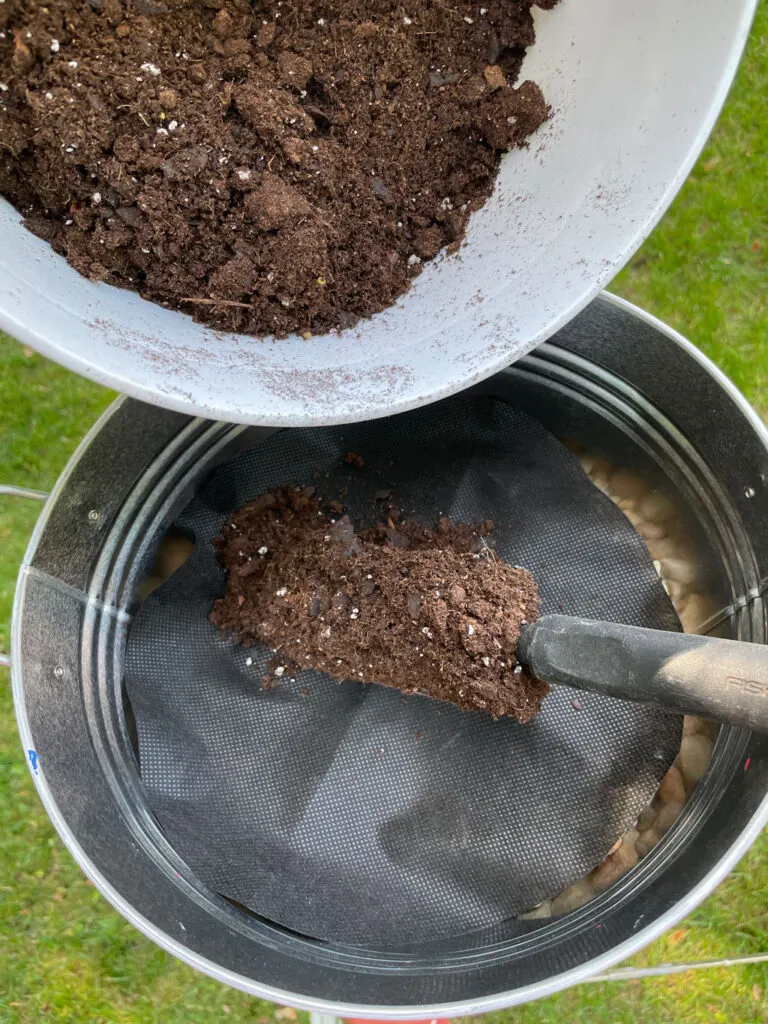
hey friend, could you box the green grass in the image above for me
[611,9,768,421]
[1,6,767,1021]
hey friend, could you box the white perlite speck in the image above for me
[92,192,101,203]
[467,624,475,635]
[407,254,421,266]
[481,656,491,667]
[50,39,60,52]
[140,62,161,76]
[68,60,78,68]
[258,546,268,555]
[274,665,285,677]
[245,656,253,666]
[275,587,287,597]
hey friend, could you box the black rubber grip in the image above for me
[517,614,768,734]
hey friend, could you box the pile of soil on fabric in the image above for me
[0,0,559,338]
[210,484,549,722]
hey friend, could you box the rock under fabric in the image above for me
[210,485,549,721]
[0,0,559,337]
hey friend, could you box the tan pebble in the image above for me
[156,534,194,580]
[622,828,639,846]
[609,469,649,502]
[617,498,635,511]
[638,519,668,541]
[636,804,657,831]
[138,575,163,600]
[587,456,615,494]
[551,880,594,916]
[645,536,690,561]
[605,837,639,873]
[683,715,705,736]
[624,508,643,528]
[655,799,685,836]
[668,579,690,608]
[590,839,639,893]
[519,901,552,920]
[679,594,713,633]
[637,491,678,524]
[483,64,507,92]
[586,455,613,478]
[677,733,713,787]
[661,557,698,587]
[636,827,661,857]
[591,475,613,497]
[577,454,596,475]
[658,765,686,805]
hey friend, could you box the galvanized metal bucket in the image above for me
[11,295,768,1015]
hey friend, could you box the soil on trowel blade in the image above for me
[210,484,549,722]
[0,0,559,338]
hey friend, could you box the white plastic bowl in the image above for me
[0,0,757,426]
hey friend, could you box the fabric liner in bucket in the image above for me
[125,395,682,946]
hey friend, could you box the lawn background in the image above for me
[1,5,766,1021]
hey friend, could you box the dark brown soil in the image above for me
[210,485,549,722]
[0,0,559,338]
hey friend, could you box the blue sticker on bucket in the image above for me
[27,749,39,776]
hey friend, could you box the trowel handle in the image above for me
[517,614,768,734]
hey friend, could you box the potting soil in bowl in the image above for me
[0,0,559,337]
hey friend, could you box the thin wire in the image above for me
[304,955,768,1024]
[588,951,768,982]
[701,576,768,636]
[0,484,48,502]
